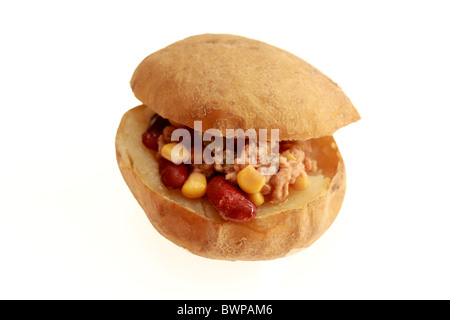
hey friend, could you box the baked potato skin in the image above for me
[116,105,346,261]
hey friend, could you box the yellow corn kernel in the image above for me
[291,173,310,191]
[248,192,265,207]
[237,165,265,194]
[161,142,189,163]
[181,172,207,198]
[283,150,297,161]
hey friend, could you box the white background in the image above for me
[1,1,449,300]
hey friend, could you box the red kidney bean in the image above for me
[142,114,170,150]
[158,158,188,189]
[142,130,160,150]
[206,175,257,222]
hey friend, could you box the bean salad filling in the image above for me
[142,113,318,222]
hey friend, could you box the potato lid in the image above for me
[131,34,360,140]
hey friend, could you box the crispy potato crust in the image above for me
[116,105,346,260]
[131,34,360,141]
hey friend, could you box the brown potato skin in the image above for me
[116,106,347,261]
[131,34,360,141]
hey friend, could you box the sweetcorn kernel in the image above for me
[283,150,297,161]
[237,165,266,194]
[248,192,265,207]
[161,142,189,163]
[291,173,310,191]
[181,172,207,198]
